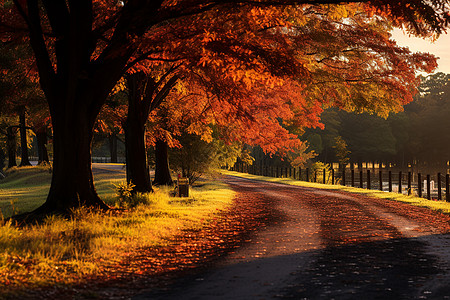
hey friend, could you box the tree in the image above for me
[17,106,32,166]
[1,1,448,217]
[0,41,47,168]
[124,70,178,190]
[338,111,396,163]
[6,125,17,168]
[333,136,350,169]
[401,73,450,166]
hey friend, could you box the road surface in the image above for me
[136,175,450,300]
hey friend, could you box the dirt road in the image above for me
[135,176,450,300]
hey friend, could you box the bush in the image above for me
[113,181,135,208]
[310,161,332,184]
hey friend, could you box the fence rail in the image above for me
[231,163,450,202]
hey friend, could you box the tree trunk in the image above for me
[124,115,152,193]
[0,147,5,171]
[6,127,17,168]
[154,139,173,186]
[123,72,155,194]
[30,109,109,216]
[36,128,50,164]
[109,133,118,163]
[19,110,32,167]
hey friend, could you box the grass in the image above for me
[0,166,235,293]
[222,170,450,215]
[0,164,126,217]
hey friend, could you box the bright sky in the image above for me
[391,28,450,74]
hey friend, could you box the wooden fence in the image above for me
[231,163,450,202]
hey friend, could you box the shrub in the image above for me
[113,181,135,207]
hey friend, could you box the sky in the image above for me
[391,29,450,74]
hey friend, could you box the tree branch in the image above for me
[20,0,55,101]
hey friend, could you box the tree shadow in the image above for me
[137,234,450,300]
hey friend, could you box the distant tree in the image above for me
[333,136,350,169]
[170,133,214,184]
[404,73,450,166]
[339,112,396,164]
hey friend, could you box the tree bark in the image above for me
[109,133,118,163]
[33,108,109,215]
[154,139,173,186]
[123,73,155,193]
[124,114,153,193]
[6,127,17,168]
[19,109,32,167]
[36,128,50,164]
[0,146,5,171]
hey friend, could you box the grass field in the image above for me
[222,170,450,215]
[0,166,235,294]
[0,164,128,218]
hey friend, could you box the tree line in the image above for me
[300,73,450,169]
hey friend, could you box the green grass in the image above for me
[0,166,53,217]
[222,170,450,215]
[0,164,127,217]
[0,167,235,292]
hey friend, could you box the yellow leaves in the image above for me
[187,123,213,143]
[110,77,126,95]
[326,5,350,20]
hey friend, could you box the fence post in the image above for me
[388,171,392,192]
[408,172,412,195]
[398,171,402,194]
[360,170,363,188]
[438,173,442,200]
[418,173,422,197]
[427,174,431,200]
[306,168,309,182]
[367,170,371,190]
[446,174,450,202]
[379,170,383,191]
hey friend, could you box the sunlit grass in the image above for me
[0,166,52,217]
[222,170,450,215]
[0,164,127,217]
[0,167,235,294]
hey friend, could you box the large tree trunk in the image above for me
[153,139,173,186]
[123,72,162,193]
[31,108,109,216]
[0,147,5,171]
[6,127,17,168]
[125,115,152,193]
[19,109,32,167]
[36,128,50,164]
[109,133,118,163]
